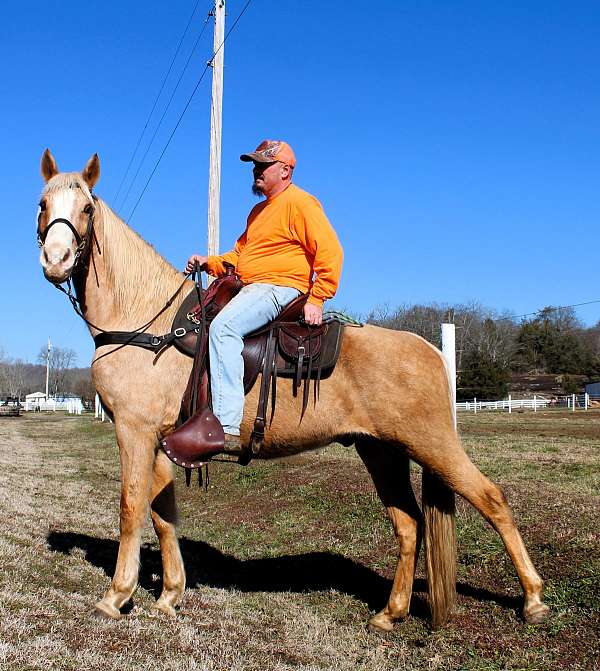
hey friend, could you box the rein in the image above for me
[58,273,196,356]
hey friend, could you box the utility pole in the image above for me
[45,337,51,401]
[207,0,225,271]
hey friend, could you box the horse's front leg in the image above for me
[95,420,157,619]
[150,450,185,616]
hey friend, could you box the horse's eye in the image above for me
[39,200,46,211]
[83,203,93,214]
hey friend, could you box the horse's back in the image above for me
[340,324,447,375]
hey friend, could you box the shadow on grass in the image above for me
[46,531,520,618]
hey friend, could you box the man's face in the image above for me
[252,161,289,196]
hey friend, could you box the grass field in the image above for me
[0,410,598,670]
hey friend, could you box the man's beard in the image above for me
[251,182,265,197]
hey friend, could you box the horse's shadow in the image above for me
[46,531,520,618]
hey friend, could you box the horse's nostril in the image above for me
[43,248,50,264]
[61,248,71,263]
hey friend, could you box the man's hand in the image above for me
[185,254,208,274]
[303,302,323,326]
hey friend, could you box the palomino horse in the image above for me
[37,150,549,630]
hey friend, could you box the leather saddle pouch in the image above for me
[278,324,324,360]
[161,407,224,468]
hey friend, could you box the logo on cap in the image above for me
[240,140,296,167]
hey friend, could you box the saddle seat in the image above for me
[172,287,343,395]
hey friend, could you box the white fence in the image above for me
[457,393,596,413]
[94,394,112,423]
[24,398,83,414]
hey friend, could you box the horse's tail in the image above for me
[422,467,456,628]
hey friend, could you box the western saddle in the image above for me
[161,266,345,469]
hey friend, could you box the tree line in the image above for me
[368,304,600,400]
[0,345,95,403]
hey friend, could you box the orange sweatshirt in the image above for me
[205,183,343,307]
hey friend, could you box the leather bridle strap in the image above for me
[93,324,199,353]
[38,217,84,247]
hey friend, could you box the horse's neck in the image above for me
[80,201,186,333]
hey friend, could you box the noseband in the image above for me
[37,194,98,277]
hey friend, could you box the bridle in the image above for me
[37,192,99,277]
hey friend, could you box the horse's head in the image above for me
[38,149,100,284]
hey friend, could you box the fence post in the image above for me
[508,394,512,414]
[572,393,576,412]
[441,324,457,429]
[473,397,477,414]
[585,392,589,411]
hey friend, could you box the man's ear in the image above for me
[82,153,100,189]
[41,149,59,182]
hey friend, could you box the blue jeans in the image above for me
[209,283,301,435]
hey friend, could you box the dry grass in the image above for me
[0,410,598,670]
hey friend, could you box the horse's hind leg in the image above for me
[356,438,422,632]
[412,434,549,624]
[150,450,185,616]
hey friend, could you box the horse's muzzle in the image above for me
[40,244,74,284]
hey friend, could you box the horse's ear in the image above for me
[82,153,100,189]
[41,149,58,182]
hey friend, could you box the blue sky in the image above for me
[2,1,599,364]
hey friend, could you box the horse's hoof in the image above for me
[524,602,550,624]
[367,611,395,633]
[152,601,177,617]
[94,601,123,620]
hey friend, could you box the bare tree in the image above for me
[368,301,519,372]
[367,303,447,348]
[3,359,27,399]
[37,345,78,397]
[72,369,96,403]
[0,347,8,398]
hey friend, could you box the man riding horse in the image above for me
[185,140,344,453]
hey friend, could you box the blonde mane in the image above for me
[96,199,184,323]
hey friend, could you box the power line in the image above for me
[128,0,254,223]
[113,0,206,206]
[117,8,213,212]
[440,298,600,330]
[512,299,600,321]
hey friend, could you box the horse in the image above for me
[37,149,550,631]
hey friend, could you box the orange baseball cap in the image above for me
[240,140,296,168]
